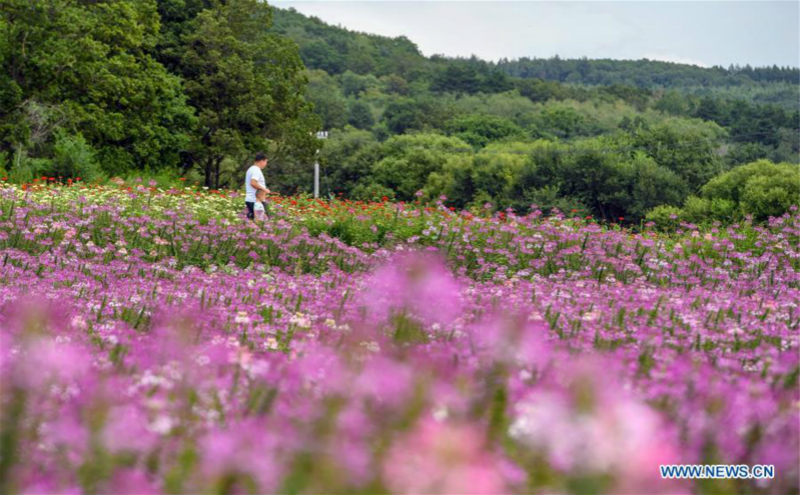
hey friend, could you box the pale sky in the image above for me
[270,1,800,68]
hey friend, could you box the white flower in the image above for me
[70,315,87,330]
[148,415,174,435]
[290,312,311,329]
[264,337,279,350]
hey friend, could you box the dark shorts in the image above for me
[245,201,268,220]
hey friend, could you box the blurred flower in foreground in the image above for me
[509,357,686,494]
[383,417,520,494]
[358,251,463,328]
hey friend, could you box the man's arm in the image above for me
[250,178,270,193]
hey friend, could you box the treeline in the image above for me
[272,8,800,108]
[270,7,799,223]
[1,0,320,188]
[497,57,800,87]
[319,125,799,226]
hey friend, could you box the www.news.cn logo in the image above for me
[660,464,775,479]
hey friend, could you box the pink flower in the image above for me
[102,405,157,453]
[359,252,463,328]
[383,418,515,494]
[509,356,685,493]
[198,420,284,492]
[105,469,160,494]
[353,356,414,408]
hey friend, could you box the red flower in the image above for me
[179,177,186,181]
[618,216,624,221]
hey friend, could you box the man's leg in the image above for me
[245,201,255,220]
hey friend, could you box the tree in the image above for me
[631,119,726,191]
[372,134,471,200]
[701,159,799,216]
[305,70,348,130]
[1,0,195,175]
[177,0,318,188]
[628,153,687,220]
[381,98,450,135]
[445,114,524,148]
[347,100,375,130]
[319,127,380,196]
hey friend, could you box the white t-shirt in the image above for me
[245,165,265,202]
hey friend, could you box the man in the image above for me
[244,152,270,220]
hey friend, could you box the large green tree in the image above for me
[167,0,318,188]
[0,0,195,175]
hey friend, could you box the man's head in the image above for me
[254,152,268,169]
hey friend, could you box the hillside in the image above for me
[272,7,800,108]
[267,7,799,224]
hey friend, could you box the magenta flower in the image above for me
[358,251,463,328]
[383,417,517,494]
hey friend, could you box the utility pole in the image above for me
[314,131,328,198]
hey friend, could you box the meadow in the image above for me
[1,179,798,494]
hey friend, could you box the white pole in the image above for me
[314,160,320,198]
[314,131,327,199]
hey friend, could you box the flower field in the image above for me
[1,182,798,494]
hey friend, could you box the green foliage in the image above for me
[628,153,687,219]
[646,160,800,225]
[681,196,713,224]
[536,104,600,138]
[498,57,799,94]
[271,8,426,77]
[306,70,348,130]
[701,160,800,221]
[701,160,798,206]
[175,0,318,188]
[319,127,380,197]
[7,150,50,184]
[629,118,727,190]
[372,134,471,200]
[740,172,799,221]
[50,132,103,182]
[381,98,450,135]
[1,0,195,175]
[347,100,375,130]
[464,152,524,206]
[645,205,683,230]
[430,58,513,94]
[350,182,395,202]
[339,71,379,97]
[445,114,524,148]
[449,91,540,128]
